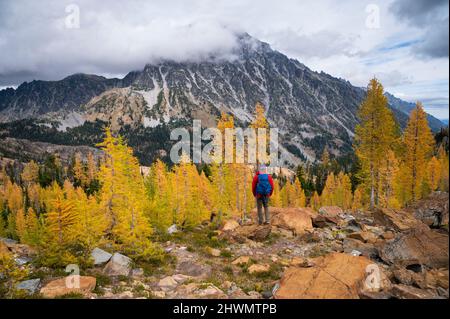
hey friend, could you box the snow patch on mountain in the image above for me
[143,117,161,128]
[135,82,161,111]
[57,112,86,132]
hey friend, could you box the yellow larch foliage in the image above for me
[310,191,321,210]
[321,172,352,209]
[40,182,78,266]
[97,128,159,260]
[27,183,41,214]
[270,179,282,207]
[15,208,26,242]
[437,146,449,191]
[320,172,337,206]
[279,177,305,207]
[354,78,398,209]
[146,159,173,230]
[5,180,23,213]
[86,152,97,184]
[250,102,270,165]
[73,152,87,187]
[427,156,442,191]
[72,188,107,264]
[397,102,435,204]
[21,160,39,186]
[378,150,401,209]
[24,207,40,246]
[352,185,368,211]
[293,178,306,207]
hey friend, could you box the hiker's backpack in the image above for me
[256,174,272,195]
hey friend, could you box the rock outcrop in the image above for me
[219,224,271,243]
[380,227,449,269]
[16,279,41,295]
[274,253,376,299]
[318,206,343,217]
[221,219,240,232]
[91,248,112,266]
[40,276,96,298]
[373,208,425,232]
[406,192,449,228]
[270,208,313,235]
[103,253,132,276]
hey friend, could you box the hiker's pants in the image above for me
[256,196,270,224]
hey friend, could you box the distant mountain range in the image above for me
[0,33,446,166]
[384,92,446,133]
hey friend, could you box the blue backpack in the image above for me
[256,174,272,196]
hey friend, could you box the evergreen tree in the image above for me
[310,191,321,210]
[427,156,441,191]
[72,152,87,188]
[72,188,107,265]
[97,128,158,260]
[397,102,435,204]
[146,159,173,230]
[354,78,398,209]
[321,172,352,209]
[21,161,39,186]
[437,146,449,191]
[40,182,78,266]
[378,150,400,208]
[250,102,270,165]
[270,179,282,207]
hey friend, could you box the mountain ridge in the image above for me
[0,33,445,165]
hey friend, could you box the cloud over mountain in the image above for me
[0,0,448,118]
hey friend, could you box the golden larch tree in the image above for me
[398,102,435,204]
[354,78,398,209]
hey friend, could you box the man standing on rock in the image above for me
[252,165,274,225]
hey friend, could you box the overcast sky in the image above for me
[0,0,448,119]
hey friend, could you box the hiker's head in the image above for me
[259,165,268,174]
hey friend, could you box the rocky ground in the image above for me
[1,192,448,299]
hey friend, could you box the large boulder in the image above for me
[176,260,212,278]
[426,269,449,289]
[247,225,271,241]
[373,208,425,232]
[274,253,381,299]
[250,207,317,221]
[221,219,240,232]
[271,207,318,219]
[40,276,96,298]
[248,264,270,275]
[318,206,343,217]
[271,208,313,235]
[406,192,449,228]
[312,215,339,228]
[347,231,379,244]
[219,224,271,243]
[103,253,132,276]
[91,248,112,266]
[343,238,379,259]
[380,227,449,269]
[390,284,439,299]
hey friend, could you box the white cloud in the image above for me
[0,0,448,118]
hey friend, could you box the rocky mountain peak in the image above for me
[0,34,445,165]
